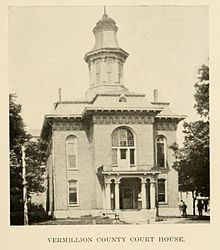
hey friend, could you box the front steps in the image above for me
[115,209,157,224]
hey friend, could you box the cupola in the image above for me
[84,8,129,100]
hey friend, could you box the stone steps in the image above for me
[118,209,156,224]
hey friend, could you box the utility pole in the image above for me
[22,145,28,225]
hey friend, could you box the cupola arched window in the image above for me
[156,135,167,168]
[95,60,101,85]
[107,59,112,84]
[112,128,135,168]
[118,60,122,83]
[66,136,77,169]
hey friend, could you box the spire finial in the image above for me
[103,6,108,18]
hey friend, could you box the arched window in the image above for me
[107,59,112,84]
[118,60,122,83]
[68,180,78,205]
[66,136,77,169]
[112,128,135,167]
[95,60,101,85]
[156,135,167,168]
[157,179,166,203]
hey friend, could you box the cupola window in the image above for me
[107,59,112,84]
[95,60,101,85]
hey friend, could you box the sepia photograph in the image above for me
[8,5,209,227]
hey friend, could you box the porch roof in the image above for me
[97,165,161,176]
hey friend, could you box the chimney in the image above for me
[58,88,62,102]
[153,89,158,102]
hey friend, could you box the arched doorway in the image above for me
[119,178,141,209]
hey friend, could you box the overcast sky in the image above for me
[9,5,208,142]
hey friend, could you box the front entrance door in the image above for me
[119,178,141,209]
[121,187,134,209]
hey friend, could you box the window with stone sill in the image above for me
[157,179,166,203]
[68,180,78,206]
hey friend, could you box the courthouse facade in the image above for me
[41,11,185,219]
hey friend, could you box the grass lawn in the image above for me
[33,215,129,225]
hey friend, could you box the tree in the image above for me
[9,94,46,224]
[25,139,46,193]
[10,94,28,223]
[171,64,209,199]
[194,64,209,119]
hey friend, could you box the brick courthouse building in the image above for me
[40,11,185,220]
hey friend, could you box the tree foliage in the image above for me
[25,139,46,193]
[9,94,27,153]
[10,94,46,220]
[194,64,209,119]
[171,64,209,196]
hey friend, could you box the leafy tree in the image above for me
[171,64,209,198]
[194,64,209,119]
[9,93,27,153]
[9,94,46,224]
[10,93,28,222]
[25,139,46,193]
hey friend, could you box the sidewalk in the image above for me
[151,215,210,224]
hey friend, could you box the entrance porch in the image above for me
[100,173,159,211]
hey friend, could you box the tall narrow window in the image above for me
[66,136,77,169]
[112,148,117,165]
[96,60,101,85]
[112,128,135,166]
[158,179,166,202]
[156,135,166,168]
[130,149,135,165]
[68,180,78,205]
[118,61,122,83]
[107,60,112,84]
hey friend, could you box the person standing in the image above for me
[203,200,209,215]
[182,201,187,217]
[178,200,184,217]
[197,200,204,216]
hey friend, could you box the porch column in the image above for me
[141,181,147,209]
[115,181,120,210]
[105,182,111,210]
[150,181,156,209]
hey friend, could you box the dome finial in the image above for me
[103,6,108,18]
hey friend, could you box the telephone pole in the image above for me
[22,145,28,225]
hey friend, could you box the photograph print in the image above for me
[9,5,209,225]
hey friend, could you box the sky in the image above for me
[8,5,209,142]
